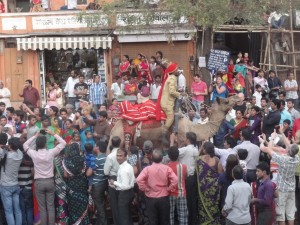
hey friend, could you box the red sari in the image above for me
[230,118,247,140]
[119,61,130,76]
[138,61,152,83]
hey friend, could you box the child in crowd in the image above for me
[62,119,75,144]
[253,84,262,108]
[81,130,95,153]
[283,119,292,139]
[85,143,96,193]
[70,131,81,146]
[234,79,244,93]
[237,149,248,177]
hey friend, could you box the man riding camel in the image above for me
[156,63,183,133]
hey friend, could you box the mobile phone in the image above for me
[3,127,9,133]
[40,129,46,135]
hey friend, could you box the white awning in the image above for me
[16,36,112,51]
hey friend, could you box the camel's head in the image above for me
[215,95,240,112]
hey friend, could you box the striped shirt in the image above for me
[168,161,187,197]
[18,155,33,189]
[89,82,107,105]
[92,153,107,185]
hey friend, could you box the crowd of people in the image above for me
[0,49,299,225]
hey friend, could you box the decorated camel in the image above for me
[108,95,240,150]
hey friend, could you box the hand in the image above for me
[270,129,277,139]
[35,131,40,137]
[261,133,267,141]
[278,125,284,134]
[251,198,258,204]
[93,132,98,138]
[108,179,114,185]
[258,135,264,143]
[221,209,227,217]
[46,129,55,136]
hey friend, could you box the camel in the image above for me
[108,95,240,151]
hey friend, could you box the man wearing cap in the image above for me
[157,63,181,130]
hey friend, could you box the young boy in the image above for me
[85,143,96,193]
[253,84,262,108]
[237,149,248,177]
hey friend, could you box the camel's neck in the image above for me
[209,107,226,123]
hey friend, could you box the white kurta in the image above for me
[0,88,11,107]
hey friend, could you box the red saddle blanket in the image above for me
[119,100,166,122]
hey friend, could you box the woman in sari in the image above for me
[63,143,90,225]
[196,142,223,225]
[138,55,152,84]
[119,55,131,76]
[229,110,247,141]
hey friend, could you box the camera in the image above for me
[40,129,47,135]
[211,81,217,87]
[2,127,9,133]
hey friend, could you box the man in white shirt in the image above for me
[63,70,79,109]
[111,76,124,98]
[109,148,135,225]
[150,75,161,101]
[0,81,11,108]
[284,72,299,110]
[177,132,198,225]
[214,137,237,170]
[104,136,121,225]
[253,84,262,108]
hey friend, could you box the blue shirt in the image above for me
[212,83,227,103]
[89,82,107,105]
[81,138,95,153]
[92,153,107,185]
[280,109,293,126]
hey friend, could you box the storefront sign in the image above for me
[207,49,230,72]
[32,15,108,30]
[2,17,26,30]
[198,57,206,68]
[116,12,187,26]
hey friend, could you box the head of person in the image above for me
[94,141,107,154]
[0,133,8,146]
[122,73,128,81]
[168,146,179,162]
[283,119,291,130]
[98,111,108,122]
[287,99,295,109]
[65,119,73,129]
[232,165,244,180]
[117,148,127,165]
[261,97,269,108]
[79,74,85,83]
[36,135,47,150]
[240,128,251,141]
[115,76,122,84]
[237,93,245,103]
[288,144,299,158]
[0,80,4,89]
[72,132,80,142]
[111,136,121,148]
[268,70,276,78]
[82,105,92,116]
[28,115,37,126]
[156,51,163,59]
[84,143,93,154]
[251,106,260,117]
[287,71,294,81]
[271,99,280,111]
[216,76,223,85]
[0,115,7,126]
[193,74,202,82]
[14,110,25,123]
[65,104,74,114]
[257,70,265,78]
[279,99,286,111]
[224,137,237,149]
[202,142,215,158]
[238,59,244,65]
[237,149,248,160]
[250,96,256,105]
[25,79,33,88]
[155,75,161,83]
[279,91,286,101]
[41,115,50,128]
[235,110,243,119]
[47,83,54,91]
[229,59,234,65]
[256,161,270,180]
[150,56,156,63]
[200,108,208,119]
[123,55,129,62]
[60,108,68,120]
[0,102,5,113]
[255,84,262,93]
[85,130,92,140]
[237,51,242,58]
[98,104,107,112]
[152,149,163,163]
[225,154,239,181]
[8,137,20,151]
[143,140,153,154]
[94,74,100,83]
[185,132,197,147]
[53,82,60,89]
[6,107,15,119]
[48,106,59,117]
[71,70,78,78]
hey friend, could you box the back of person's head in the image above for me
[111,136,121,148]
[241,128,251,140]
[95,141,107,153]
[225,137,237,148]
[225,154,239,181]
[130,145,139,156]
[99,111,108,118]
[203,142,215,157]
[41,115,50,122]
[288,144,299,158]
[84,130,92,136]
[256,161,270,175]
[0,133,8,146]
[143,140,153,154]
[168,146,179,162]
[272,99,281,109]
[232,165,244,180]
[283,119,291,126]
[36,135,47,150]
[186,132,197,147]
[84,143,94,154]
[251,106,260,113]
[152,149,163,163]
[255,84,261,90]
[237,149,248,160]
[6,107,15,114]
[8,137,21,151]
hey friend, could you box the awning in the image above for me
[16,36,112,51]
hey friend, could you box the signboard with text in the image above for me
[207,49,230,72]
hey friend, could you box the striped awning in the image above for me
[16,36,112,51]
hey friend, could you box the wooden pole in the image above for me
[289,0,297,78]
[268,27,271,71]
[263,32,269,71]
[259,63,298,68]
